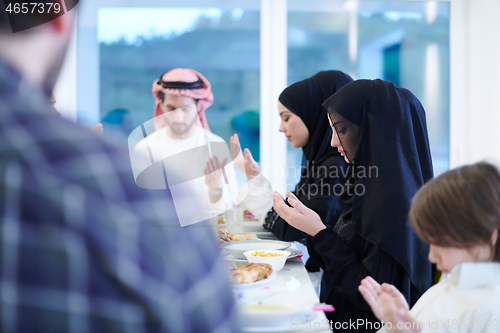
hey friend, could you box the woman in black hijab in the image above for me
[273,79,433,332]
[232,71,353,243]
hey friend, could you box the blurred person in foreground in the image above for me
[0,2,239,332]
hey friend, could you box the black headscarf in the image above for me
[322,79,433,295]
[278,71,353,181]
[264,71,353,241]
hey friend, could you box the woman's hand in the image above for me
[272,191,326,236]
[230,133,260,179]
[359,277,419,332]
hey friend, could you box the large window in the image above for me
[97,7,259,146]
[286,1,450,189]
[77,1,260,187]
[76,0,450,193]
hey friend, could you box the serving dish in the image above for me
[243,250,291,272]
[224,248,302,263]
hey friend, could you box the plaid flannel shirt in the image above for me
[0,60,240,333]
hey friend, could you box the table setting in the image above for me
[216,209,333,332]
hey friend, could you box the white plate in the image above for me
[224,248,302,262]
[252,231,280,240]
[238,292,320,330]
[231,272,276,289]
[223,254,248,264]
[220,240,291,259]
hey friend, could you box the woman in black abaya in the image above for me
[273,79,433,332]
[233,71,353,244]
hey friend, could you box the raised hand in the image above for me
[84,123,104,135]
[93,123,104,135]
[230,133,260,179]
[359,276,385,320]
[204,156,228,192]
[379,293,421,332]
[272,191,326,236]
[359,277,418,332]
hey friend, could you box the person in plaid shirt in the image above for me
[0,3,239,332]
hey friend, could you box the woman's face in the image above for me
[328,113,360,163]
[278,101,309,148]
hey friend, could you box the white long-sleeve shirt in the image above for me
[134,126,238,226]
[377,262,500,333]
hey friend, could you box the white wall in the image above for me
[260,0,287,195]
[450,0,500,167]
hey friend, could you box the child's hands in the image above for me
[359,277,420,332]
[359,277,409,321]
[379,293,421,332]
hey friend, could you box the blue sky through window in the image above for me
[97,8,224,43]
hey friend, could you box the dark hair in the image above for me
[410,162,500,262]
[0,2,10,32]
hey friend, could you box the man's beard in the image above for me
[166,113,198,135]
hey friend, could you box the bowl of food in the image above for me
[243,250,291,272]
[220,240,291,260]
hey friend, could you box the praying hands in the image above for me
[359,276,422,333]
[272,191,326,237]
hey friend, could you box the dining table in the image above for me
[227,220,333,333]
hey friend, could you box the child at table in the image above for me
[358,161,500,333]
